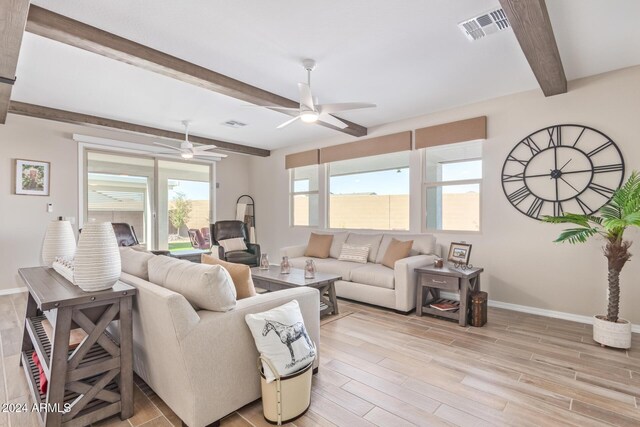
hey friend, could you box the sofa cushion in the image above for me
[350,264,395,289]
[148,255,237,312]
[381,238,413,269]
[376,234,437,264]
[201,254,257,299]
[337,243,370,264]
[304,233,333,258]
[119,247,155,280]
[245,300,316,383]
[288,257,329,270]
[310,231,349,259]
[346,233,383,263]
[315,259,364,281]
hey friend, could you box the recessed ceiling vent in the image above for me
[458,8,510,41]
[222,120,247,128]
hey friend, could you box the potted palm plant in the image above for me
[544,171,640,349]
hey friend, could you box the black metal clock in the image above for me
[501,124,624,220]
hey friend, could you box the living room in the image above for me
[1,1,640,427]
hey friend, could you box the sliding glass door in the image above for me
[87,152,155,249]
[157,160,212,252]
[85,150,213,252]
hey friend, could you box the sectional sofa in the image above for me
[116,248,320,427]
[282,231,439,312]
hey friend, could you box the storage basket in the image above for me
[258,354,314,425]
[470,291,488,327]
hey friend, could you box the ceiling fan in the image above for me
[154,121,227,159]
[256,59,376,129]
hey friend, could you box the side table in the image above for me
[18,267,136,426]
[415,264,483,326]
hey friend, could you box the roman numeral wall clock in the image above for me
[501,124,624,220]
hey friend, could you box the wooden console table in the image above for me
[415,264,483,326]
[19,267,136,427]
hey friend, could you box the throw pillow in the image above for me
[201,254,257,299]
[345,233,383,263]
[219,237,248,252]
[338,243,370,264]
[381,238,414,269]
[304,233,333,259]
[148,256,237,311]
[245,300,316,383]
[119,247,155,280]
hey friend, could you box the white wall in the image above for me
[249,65,640,324]
[0,115,251,292]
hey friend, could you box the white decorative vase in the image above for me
[74,221,121,292]
[593,315,632,349]
[42,218,76,266]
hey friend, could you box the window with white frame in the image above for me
[328,151,410,230]
[424,141,482,232]
[290,165,319,226]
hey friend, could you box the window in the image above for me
[424,141,482,232]
[290,165,319,226]
[328,151,410,230]
[85,150,213,252]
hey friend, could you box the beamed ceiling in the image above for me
[4,0,640,153]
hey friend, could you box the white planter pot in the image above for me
[42,220,76,266]
[593,315,631,349]
[74,222,121,292]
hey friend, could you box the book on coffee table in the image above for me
[429,302,457,311]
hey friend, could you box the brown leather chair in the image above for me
[111,223,170,256]
[211,220,260,266]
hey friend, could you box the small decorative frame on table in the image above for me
[448,242,472,269]
[15,159,50,196]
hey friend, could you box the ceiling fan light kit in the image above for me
[300,111,319,123]
[153,120,228,160]
[255,59,377,130]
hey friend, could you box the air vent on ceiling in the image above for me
[222,120,247,128]
[458,8,510,41]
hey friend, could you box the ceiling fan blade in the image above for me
[318,113,349,129]
[298,83,315,111]
[153,142,181,151]
[277,115,301,129]
[194,152,228,158]
[317,102,376,114]
[193,145,219,151]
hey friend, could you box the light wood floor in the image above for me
[2,292,639,427]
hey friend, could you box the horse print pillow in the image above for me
[245,300,316,383]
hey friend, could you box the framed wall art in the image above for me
[447,242,472,265]
[15,159,50,196]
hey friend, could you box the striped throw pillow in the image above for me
[338,243,371,264]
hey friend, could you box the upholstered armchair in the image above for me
[211,220,260,266]
[111,223,170,256]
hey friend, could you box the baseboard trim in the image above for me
[0,287,27,296]
[439,291,640,333]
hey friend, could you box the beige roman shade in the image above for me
[319,131,412,164]
[285,149,319,169]
[415,116,486,149]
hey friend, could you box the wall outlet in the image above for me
[47,203,53,213]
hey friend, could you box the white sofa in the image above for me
[282,231,439,313]
[118,267,320,427]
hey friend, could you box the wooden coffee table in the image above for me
[251,265,341,317]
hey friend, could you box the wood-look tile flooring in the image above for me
[2,292,639,427]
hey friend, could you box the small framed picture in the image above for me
[15,159,50,196]
[448,242,472,265]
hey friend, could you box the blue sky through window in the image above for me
[169,180,209,200]
[330,168,409,195]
